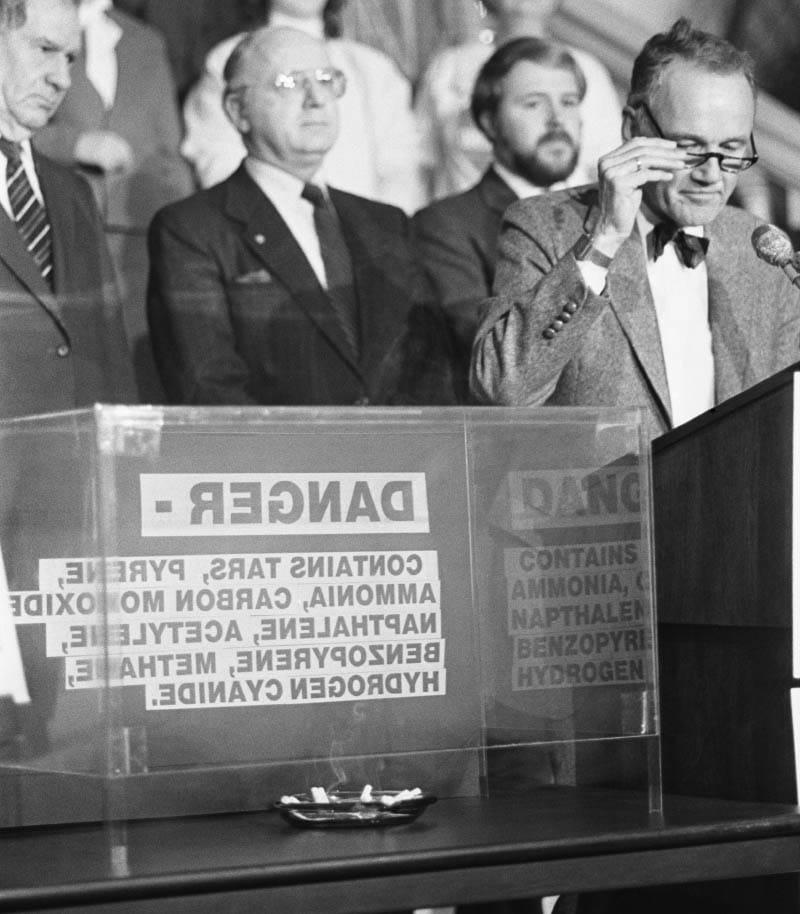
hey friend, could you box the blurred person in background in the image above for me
[415,0,620,201]
[114,0,251,102]
[414,36,585,363]
[181,0,425,213]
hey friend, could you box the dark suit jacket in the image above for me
[33,10,193,231]
[0,152,134,419]
[147,165,426,406]
[413,166,517,350]
[472,184,800,440]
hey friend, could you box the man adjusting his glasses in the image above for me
[147,26,425,407]
[471,18,800,440]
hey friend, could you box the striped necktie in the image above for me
[0,138,53,288]
[301,182,360,359]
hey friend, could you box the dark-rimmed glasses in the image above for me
[639,102,758,172]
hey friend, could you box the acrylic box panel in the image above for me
[467,410,659,801]
[0,405,660,827]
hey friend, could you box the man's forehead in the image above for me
[15,0,80,47]
[504,60,580,93]
[248,31,331,79]
[651,64,754,133]
[653,65,754,111]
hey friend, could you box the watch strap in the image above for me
[572,234,613,269]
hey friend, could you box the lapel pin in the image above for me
[254,233,266,244]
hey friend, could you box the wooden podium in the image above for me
[647,365,800,913]
[654,364,799,804]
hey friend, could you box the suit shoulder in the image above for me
[414,185,482,229]
[714,204,762,234]
[332,188,408,228]
[150,183,227,234]
[503,183,596,228]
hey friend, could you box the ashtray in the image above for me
[275,787,437,828]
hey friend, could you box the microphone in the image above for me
[751,224,800,287]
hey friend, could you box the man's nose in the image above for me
[302,77,326,107]
[48,56,72,92]
[692,154,723,182]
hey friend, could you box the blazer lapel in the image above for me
[222,168,361,375]
[478,167,518,216]
[704,214,755,404]
[597,208,672,425]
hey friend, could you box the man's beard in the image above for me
[510,129,579,187]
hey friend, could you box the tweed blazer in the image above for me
[471,184,800,439]
[147,165,425,406]
[413,166,517,350]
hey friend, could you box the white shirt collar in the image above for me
[243,157,330,288]
[245,157,327,199]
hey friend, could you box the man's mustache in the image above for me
[538,129,576,148]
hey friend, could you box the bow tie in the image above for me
[651,222,709,268]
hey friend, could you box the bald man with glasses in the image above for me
[147,25,426,407]
[471,18,800,440]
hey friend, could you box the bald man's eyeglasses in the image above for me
[273,68,347,97]
[640,102,758,173]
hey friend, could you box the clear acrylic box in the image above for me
[0,405,660,829]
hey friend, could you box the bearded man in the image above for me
[413,36,587,353]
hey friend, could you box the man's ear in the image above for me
[223,91,249,134]
[478,111,497,144]
[621,105,637,142]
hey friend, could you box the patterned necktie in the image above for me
[0,138,53,287]
[301,182,360,359]
[651,222,709,269]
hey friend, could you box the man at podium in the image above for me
[470,17,800,440]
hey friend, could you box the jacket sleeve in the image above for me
[413,203,490,351]
[470,198,612,405]
[146,205,258,405]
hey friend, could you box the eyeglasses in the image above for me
[639,102,758,172]
[273,67,347,98]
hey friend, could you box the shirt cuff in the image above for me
[576,259,608,296]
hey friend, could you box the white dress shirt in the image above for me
[577,212,714,427]
[638,212,713,426]
[245,158,329,288]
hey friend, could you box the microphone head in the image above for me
[752,223,794,266]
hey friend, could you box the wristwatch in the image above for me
[572,233,613,268]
